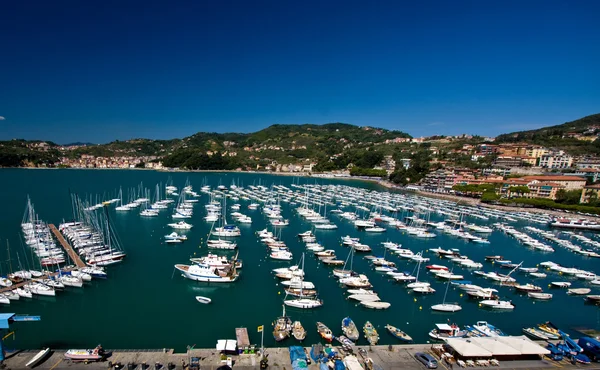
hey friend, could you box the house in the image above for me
[580,184,600,203]
[520,175,586,191]
[524,181,564,200]
[538,151,573,169]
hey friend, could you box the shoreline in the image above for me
[3,167,598,219]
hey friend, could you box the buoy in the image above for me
[460,293,463,297]
[414,298,417,302]
[419,306,422,310]
[278,291,280,295]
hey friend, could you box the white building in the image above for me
[538,151,573,169]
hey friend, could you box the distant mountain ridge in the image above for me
[495,113,600,155]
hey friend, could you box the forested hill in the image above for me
[0,123,412,168]
[495,113,600,155]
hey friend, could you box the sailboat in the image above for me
[272,305,292,341]
[212,197,241,237]
[431,269,462,312]
[284,253,323,308]
[333,246,357,279]
[406,254,435,293]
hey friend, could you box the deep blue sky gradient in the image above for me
[0,0,599,143]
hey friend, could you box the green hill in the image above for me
[1,123,412,168]
[495,113,600,155]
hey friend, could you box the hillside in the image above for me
[495,113,600,155]
[0,123,412,168]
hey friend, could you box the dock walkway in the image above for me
[49,224,86,268]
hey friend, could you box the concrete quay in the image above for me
[3,344,599,370]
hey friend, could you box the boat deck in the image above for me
[49,224,86,268]
[235,327,250,348]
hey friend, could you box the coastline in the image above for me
[3,167,598,219]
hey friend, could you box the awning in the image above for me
[445,338,493,357]
[216,339,237,352]
[435,323,454,331]
[467,338,521,355]
[496,336,550,355]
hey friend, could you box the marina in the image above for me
[0,169,600,354]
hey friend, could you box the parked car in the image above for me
[415,352,438,369]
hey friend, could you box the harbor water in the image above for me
[0,169,599,351]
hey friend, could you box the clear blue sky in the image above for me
[0,0,599,143]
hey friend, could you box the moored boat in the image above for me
[385,324,412,342]
[292,321,306,341]
[316,322,333,342]
[341,317,359,341]
[363,321,379,345]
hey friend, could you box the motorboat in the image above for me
[195,296,211,304]
[522,327,550,340]
[428,323,468,340]
[431,303,462,312]
[471,321,505,337]
[480,299,515,310]
[174,263,238,283]
[316,322,333,342]
[514,284,542,292]
[348,294,380,302]
[363,321,379,345]
[64,345,105,362]
[385,324,412,342]
[167,221,193,230]
[341,317,359,341]
[551,281,571,288]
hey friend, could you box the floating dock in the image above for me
[49,224,86,268]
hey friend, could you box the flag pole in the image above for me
[260,325,264,361]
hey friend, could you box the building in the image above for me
[525,146,549,159]
[580,184,600,203]
[576,159,600,169]
[538,151,573,169]
[521,175,586,191]
[524,181,564,200]
[493,155,526,168]
[565,168,600,183]
[478,144,498,155]
[421,169,456,193]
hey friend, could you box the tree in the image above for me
[555,189,583,205]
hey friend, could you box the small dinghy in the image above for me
[568,288,591,295]
[522,327,550,340]
[361,301,391,309]
[26,348,51,368]
[527,292,553,300]
[195,296,212,304]
[385,324,413,342]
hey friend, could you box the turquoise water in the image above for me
[1,169,599,351]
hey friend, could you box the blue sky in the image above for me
[0,0,599,143]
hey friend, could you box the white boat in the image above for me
[284,297,323,309]
[479,300,514,310]
[360,301,391,309]
[195,296,212,304]
[528,292,553,300]
[551,281,571,288]
[568,288,591,295]
[168,221,193,230]
[26,348,51,368]
[431,303,462,312]
[174,263,238,283]
[348,294,380,302]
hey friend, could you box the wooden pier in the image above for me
[235,327,250,349]
[49,224,86,268]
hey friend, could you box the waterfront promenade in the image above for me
[2,344,597,370]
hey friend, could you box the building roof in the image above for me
[495,336,550,355]
[445,336,550,357]
[445,338,493,357]
[0,313,15,329]
[522,175,586,182]
[468,337,521,356]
